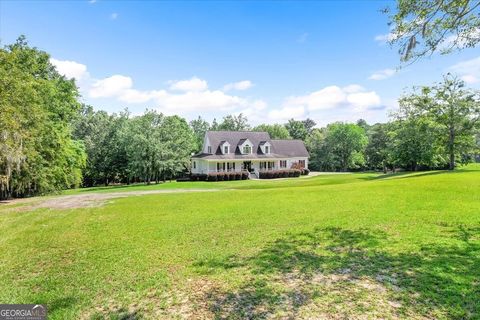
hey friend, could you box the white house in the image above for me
[191,131,309,178]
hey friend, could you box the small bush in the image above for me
[235,172,242,180]
[217,173,224,181]
[176,177,191,182]
[207,173,217,182]
[241,172,248,180]
[302,168,310,175]
[190,173,208,181]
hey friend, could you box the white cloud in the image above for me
[223,80,253,91]
[449,56,480,84]
[368,68,396,80]
[49,56,390,125]
[283,84,382,113]
[155,90,245,112]
[374,32,397,43]
[169,77,208,92]
[50,58,89,80]
[268,106,305,122]
[343,84,364,93]
[284,86,347,111]
[89,75,133,98]
[110,13,118,20]
[347,91,381,110]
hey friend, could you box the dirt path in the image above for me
[1,189,221,211]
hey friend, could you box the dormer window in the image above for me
[207,146,212,153]
[220,141,230,154]
[243,144,251,154]
[265,146,270,154]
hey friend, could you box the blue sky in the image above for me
[2,0,480,126]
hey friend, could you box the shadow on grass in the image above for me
[194,226,480,319]
[361,170,449,182]
[73,183,163,193]
[46,296,78,314]
[90,308,143,320]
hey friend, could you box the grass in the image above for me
[0,165,479,319]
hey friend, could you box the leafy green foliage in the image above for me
[385,0,480,62]
[395,75,480,169]
[365,123,390,171]
[285,119,308,140]
[217,113,251,131]
[0,36,85,199]
[307,123,367,171]
[189,116,210,152]
[253,124,291,139]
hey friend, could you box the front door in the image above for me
[243,161,252,172]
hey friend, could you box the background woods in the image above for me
[1,38,479,199]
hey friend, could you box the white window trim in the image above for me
[238,139,253,155]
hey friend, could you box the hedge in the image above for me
[258,169,301,179]
[192,169,302,181]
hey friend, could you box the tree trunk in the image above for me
[448,126,455,170]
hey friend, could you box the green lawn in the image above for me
[1,166,479,319]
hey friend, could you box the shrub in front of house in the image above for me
[207,173,218,181]
[235,172,242,180]
[301,168,310,175]
[241,172,248,180]
[190,173,208,181]
[258,169,301,179]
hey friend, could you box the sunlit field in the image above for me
[1,166,479,319]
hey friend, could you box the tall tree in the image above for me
[302,118,317,135]
[210,118,220,131]
[285,119,308,141]
[389,117,445,171]
[400,75,480,169]
[72,106,129,186]
[189,116,210,152]
[325,123,368,171]
[305,128,337,171]
[365,123,391,172]
[253,124,291,139]
[0,36,85,199]
[385,0,480,62]
[218,113,251,131]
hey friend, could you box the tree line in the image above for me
[1,37,479,199]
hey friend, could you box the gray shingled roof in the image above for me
[271,139,309,157]
[192,131,308,159]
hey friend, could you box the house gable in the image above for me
[237,138,253,154]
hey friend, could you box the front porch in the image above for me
[211,160,279,173]
[191,158,307,176]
